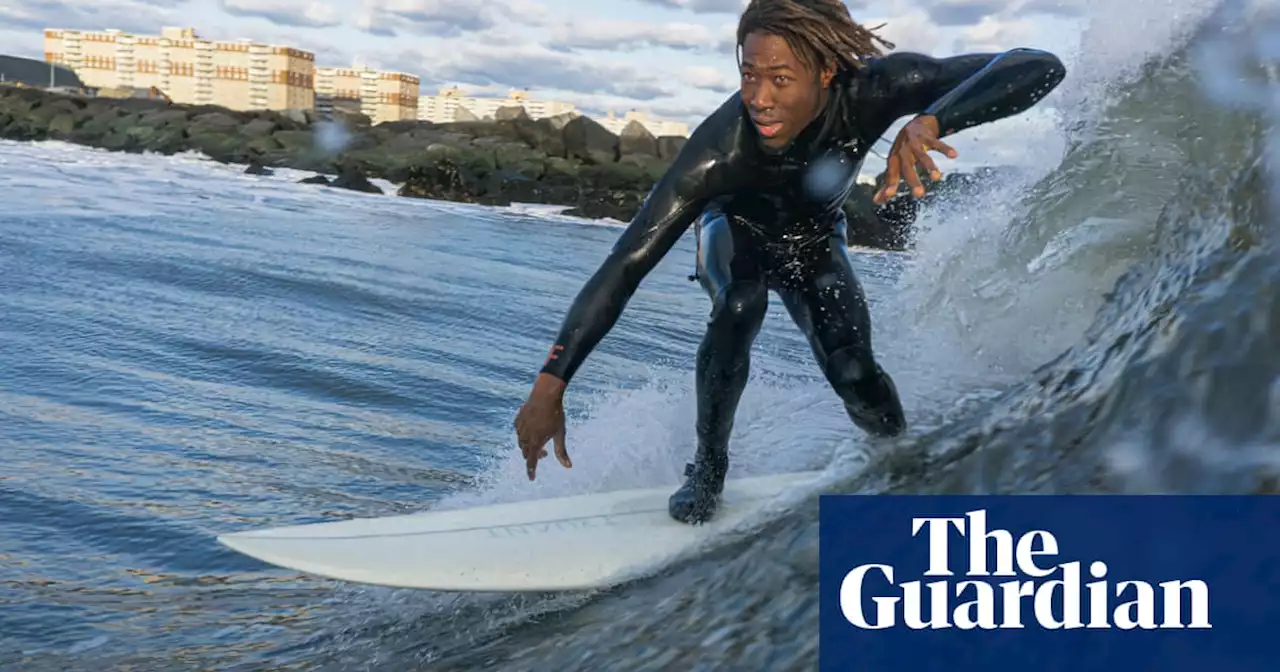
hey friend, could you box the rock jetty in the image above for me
[0,84,930,250]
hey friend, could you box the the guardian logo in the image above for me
[840,509,1212,631]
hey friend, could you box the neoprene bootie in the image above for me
[842,366,907,437]
[668,448,728,525]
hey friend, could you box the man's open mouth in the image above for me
[752,119,783,138]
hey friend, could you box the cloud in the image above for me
[280,30,357,64]
[217,0,342,29]
[916,0,1008,26]
[860,9,948,53]
[634,0,745,14]
[684,64,737,92]
[0,29,42,58]
[548,18,724,52]
[354,0,528,37]
[0,0,176,34]
[952,15,1037,52]
[383,39,673,100]
[540,87,742,134]
[647,96,732,121]
[1014,0,1087,18]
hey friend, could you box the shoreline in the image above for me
[0,135,636,228]
[0,84,966,250]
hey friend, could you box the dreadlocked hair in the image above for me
[736,0,895,77]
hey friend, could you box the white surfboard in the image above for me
[216,470,822,592]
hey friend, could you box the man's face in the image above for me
[739,31,830,149]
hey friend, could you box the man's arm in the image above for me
[860,48,1067,138]
[538,102,739,384]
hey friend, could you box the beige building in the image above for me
[43,26,314,111]
[416,87,690,137]
[315,66,419,124]
[418,86,579,123]
[598,110,689,138]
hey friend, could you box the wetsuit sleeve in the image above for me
[860,48,1066,138]
[538,110,734,384]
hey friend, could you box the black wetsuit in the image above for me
[539,48,1066,522]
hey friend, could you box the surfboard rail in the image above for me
[216,470,823,592]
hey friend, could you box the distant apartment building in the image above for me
[597,110,689,138]
[418,86,578,123]
[42,26,314,111]
[315,65,419,124]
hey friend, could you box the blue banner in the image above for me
[819,495,1280,671]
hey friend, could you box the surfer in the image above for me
[514,0,1066,523]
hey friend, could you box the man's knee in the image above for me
[823,345,881,390]
[709,281,767,330]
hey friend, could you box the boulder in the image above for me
[245,159,274,176]
[543,111,577,130]
[656,135,687,160]
[331,107,371,128]
[493,105,530,121]
[281,108,312,126]
[561,115,618,165]
[240,118,278,137]
[331,166,383,194]
[618,120,658,158]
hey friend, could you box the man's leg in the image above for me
[670,206,768,524]
[777,236,906,437]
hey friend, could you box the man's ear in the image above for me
[820,64,834,87]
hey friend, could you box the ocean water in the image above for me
[1,0,1277,669]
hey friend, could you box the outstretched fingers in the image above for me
[912,144,941,181]
[874,151,903,204]
[553,426,572,468]
[924,135,958,159]
[901,152,926,198]
[908,138,959,194]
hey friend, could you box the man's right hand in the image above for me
[873,115,957,205]
[514,372,572,481]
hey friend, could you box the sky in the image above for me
[0,0,1093,172]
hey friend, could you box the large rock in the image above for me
[397,158,484,203]
[561,115,618,165]
[281,108,312,126]
[188,111,240,134]
[301,165,384,194]
[515,117,566,158]
[844,184,915,251]
[332,165,382,193]
[656,135,687,160]
[0,85,938,250]
[618,120,658,158]
[494,105,530,121]
[331,107,371,128]
[543,111,577,130]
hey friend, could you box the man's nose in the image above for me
[748,83,775,110]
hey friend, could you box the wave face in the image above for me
[0,0,1276,669]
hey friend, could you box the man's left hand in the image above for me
[873,115,957,205]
